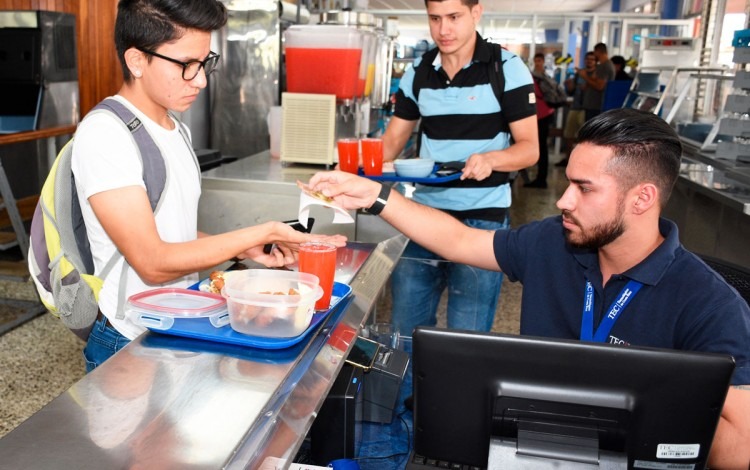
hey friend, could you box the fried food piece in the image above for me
[208,271,225,294]
[296,180,334,204]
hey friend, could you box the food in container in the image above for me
[222,270,323,338]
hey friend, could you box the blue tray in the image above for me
[145,282,352,350]
[359,165,462,184]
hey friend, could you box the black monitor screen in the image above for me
[412,327,735,469]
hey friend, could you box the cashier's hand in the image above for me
[460,153,493,181]
[308,171,382,211]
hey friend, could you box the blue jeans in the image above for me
[83,315,130,373]
[390,217,508,336]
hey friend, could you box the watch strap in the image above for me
[365,183,391,215]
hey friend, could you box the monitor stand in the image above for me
[488,424,627,470]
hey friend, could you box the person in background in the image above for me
[71,0,344,371]
[307,108,750,469]
[525,52,556,188]
[580,42,615,121]
[379,0,538,336]
[556,51,596,168]
[611,55,632,81]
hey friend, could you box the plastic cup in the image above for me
[337,138,359,174]
[360,137,383,176]
[298,241,337,311]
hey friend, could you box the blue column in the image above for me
[579,20,590,65]
[661,0,680,36]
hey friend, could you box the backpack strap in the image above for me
[85,98,173,320]
[93,98,167,211]
[486,40,506,107]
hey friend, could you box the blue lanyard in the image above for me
[580,279,643,343]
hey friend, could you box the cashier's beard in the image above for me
[561,199,626,250]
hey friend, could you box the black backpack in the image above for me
[532,71,568,107]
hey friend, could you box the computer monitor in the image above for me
[412,327,735,470]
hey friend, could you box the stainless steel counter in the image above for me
[198,151,399,245]
[0,236,407,469]
[664,145,750,268]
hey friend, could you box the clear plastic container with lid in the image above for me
[222,269,323,338]
[284,25,363,100]
[126,288,229,331]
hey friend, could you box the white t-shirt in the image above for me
[71,95,201,339]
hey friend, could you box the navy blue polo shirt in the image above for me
[494,216,750,385]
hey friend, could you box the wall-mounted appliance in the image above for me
[0,10,79,133]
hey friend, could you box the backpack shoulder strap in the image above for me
[412,46,441,101]
[92,98,166,211]
[486,41,506,107]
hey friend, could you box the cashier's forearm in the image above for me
[379,189,500,271]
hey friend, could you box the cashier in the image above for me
[309,108,750,468]
[72,0,344,371]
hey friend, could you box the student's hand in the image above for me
[308,171,382,211]
[461,153,493,181]
[238,222,346,268]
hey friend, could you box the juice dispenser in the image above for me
[282,24,363,164]
[281,13,396,166]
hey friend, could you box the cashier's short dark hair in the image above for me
[577,108,682,208]
[115,0,227,81]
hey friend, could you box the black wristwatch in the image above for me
[365,183,391,216]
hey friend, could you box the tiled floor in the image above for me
[0,158,568,439]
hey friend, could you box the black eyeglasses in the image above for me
[136,47,220,80]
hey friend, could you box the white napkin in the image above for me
[298,191,354,229]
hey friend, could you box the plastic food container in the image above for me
[394,158,436,178]
[126,288,229,331]
[284,25,362,100]
[222,270,323,338]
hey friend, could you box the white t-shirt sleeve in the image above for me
[72,111,146,199]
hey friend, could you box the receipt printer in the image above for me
[361,344,409,423]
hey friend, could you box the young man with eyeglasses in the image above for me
[70,0,344,370]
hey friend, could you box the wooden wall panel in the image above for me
[0,0,121,116]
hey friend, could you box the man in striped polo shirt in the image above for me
[381,0,539,336]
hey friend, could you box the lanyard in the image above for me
[580,279,643,343]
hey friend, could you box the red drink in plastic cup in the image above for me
[337,138,359,174]
[361,138,383,176]
[299,242,337,310]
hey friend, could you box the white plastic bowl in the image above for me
[394,158,435,179]
[222,270,323,338]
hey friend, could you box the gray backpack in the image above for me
[27,98,197,340]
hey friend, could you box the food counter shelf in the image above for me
[664,147,750,269]
[678,157,750,215]
[0,235,408,469]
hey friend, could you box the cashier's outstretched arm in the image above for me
[308,171,500,271]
